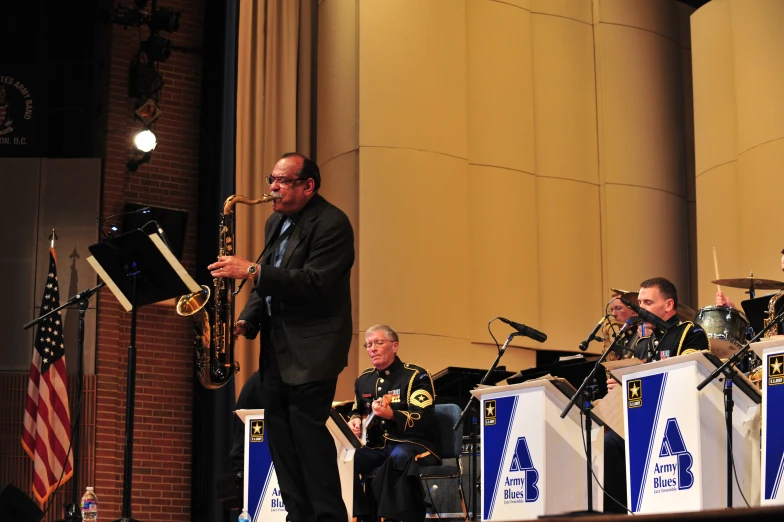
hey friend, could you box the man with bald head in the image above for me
[209,152,355,522]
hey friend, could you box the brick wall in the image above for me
[96,1,205,519]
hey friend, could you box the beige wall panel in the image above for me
[358,0,467,158]
[489,0,531,11]
[595,24,685,195]
[466,0,535,174]
[532,13,598,184]
[695,163,742,309]
[319,151,360,401]
[468,165,539,348]
[317,0,358,164]
[536,178,602,352]
[737,142,784,281]
[729,0,784,154]
[681,50,696,203]
[604,184,691,305]
[358,147,470,339]
[690,0,737,176]
[531,0,591,23]
[594,0,678,42]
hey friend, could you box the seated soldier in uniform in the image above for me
[603,277,709,514]
[348,324,441,522]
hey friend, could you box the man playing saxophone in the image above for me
[208,152,355,522]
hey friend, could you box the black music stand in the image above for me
[87,229,200,522]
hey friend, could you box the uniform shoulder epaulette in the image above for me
[403,362,431,375]
[358,367,375,377]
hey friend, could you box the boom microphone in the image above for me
[499,318,547,343]
[579,316,607,351]
[619,296,670,332]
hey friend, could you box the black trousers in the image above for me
[353,441,438,520]
[262,354,347,522]
[603,428,628,514]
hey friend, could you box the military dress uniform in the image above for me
[632,315,710,362]
[349,356,441,521]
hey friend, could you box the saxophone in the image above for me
[764,291,784,338]
[176,193,281,389]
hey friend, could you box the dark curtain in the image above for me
[192,0,240,521]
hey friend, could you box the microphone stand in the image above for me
[697,307,784,508]
[560,324,637,514]
[24,281,105,522]
[453,332,519,520]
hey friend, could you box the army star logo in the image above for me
[627,379,642,408]
[410,390,434,408]
[484,399,496,426]
[769,355,784,386]
[250,419,264,442]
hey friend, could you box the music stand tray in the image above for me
[87,229,199,310]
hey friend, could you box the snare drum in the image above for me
[694,305,750,357]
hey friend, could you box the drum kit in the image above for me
[616,276,784,387]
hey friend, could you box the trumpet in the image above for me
[176,193,281,389]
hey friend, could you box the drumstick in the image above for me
[712,246,722,294]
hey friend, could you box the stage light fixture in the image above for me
[134,99,162,125]
[129,59,164,99]
[142,35,172,62]
[149,8,181,33]
[127,151,153,173]
[99,4,145,27]
[134,129,157,153]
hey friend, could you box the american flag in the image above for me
[21,248,74,504]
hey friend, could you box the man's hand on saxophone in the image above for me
[208,255,259,282]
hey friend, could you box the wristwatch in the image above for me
[247,264,257,280]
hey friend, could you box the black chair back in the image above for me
[434,403,462,460]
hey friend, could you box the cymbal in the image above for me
[611,287,632,297]
[676,303,696,322]
[711,277,784,290]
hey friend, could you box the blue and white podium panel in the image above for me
[236,409,356,522]
[753,337,784,505]
[472,379,604,521]
[615,352,761,515]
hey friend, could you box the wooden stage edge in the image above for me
[538,504,784,521]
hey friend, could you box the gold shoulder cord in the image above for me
[676,322,696,356]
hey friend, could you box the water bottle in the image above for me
[238,508,250,522]
[81,487,98,521]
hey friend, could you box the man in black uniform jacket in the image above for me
[603,277,709,514]
[209,153,354,522]
[348,324,441,522]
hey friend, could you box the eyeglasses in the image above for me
[363,339,395,349]
[265,175,305,187]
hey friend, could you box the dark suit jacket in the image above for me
[238,194,354,385]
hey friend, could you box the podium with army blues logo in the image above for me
[612,352,761,514]
[471,378,604,520]
[752,336,784,505]
[235,409,358,521]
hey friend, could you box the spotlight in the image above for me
[134,99,162,125]
[142,35,172,62]
[149,8,181,33]
[134,129,157,152]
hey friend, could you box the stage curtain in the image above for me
[234,0,316,396]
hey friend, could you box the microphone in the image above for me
[579,316,607,351]
[499,318,547,343]
[619,296,670,332]
[154,221,171,249]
